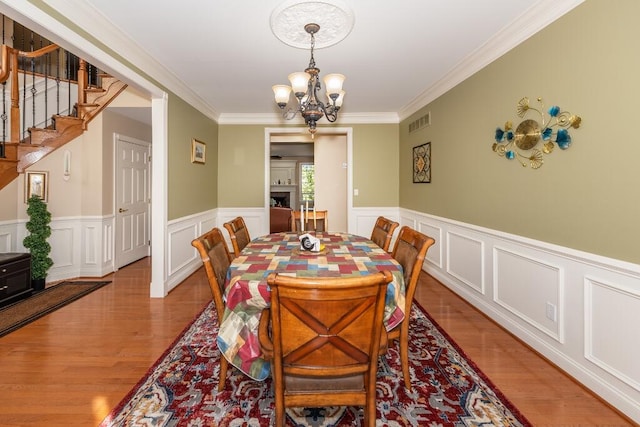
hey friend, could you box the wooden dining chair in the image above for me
[191,227,233,391]
[258,270,393,427]
[223,216,251,257]
[370,216,400,252]
[388,226,435,391]
[290,209,328,232]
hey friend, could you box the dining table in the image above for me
[216,231,406,381]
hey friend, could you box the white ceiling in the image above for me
[21,0,582,124]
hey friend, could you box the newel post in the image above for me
[77,59,87,106]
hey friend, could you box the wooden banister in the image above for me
[16,43,60,58]
[0,40,127,191]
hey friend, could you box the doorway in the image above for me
[265,127,352,234]
[114,133,151,269]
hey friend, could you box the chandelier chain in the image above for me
[308,30,316,70]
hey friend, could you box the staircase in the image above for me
[0,44,127,191]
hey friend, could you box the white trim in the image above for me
[150,95,169,297]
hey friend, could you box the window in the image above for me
[300,163,315,206]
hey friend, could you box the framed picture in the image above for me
[413,142,431,183]
[191,138,206,164]
[25,171,49,202]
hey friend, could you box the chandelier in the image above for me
[272,23,345,137]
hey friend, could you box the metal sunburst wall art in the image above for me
[492,97,582,169]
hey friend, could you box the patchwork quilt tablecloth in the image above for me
[216,232,405,381]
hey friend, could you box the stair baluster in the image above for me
[0,18,127,190]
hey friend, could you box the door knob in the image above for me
[118,208,128,213]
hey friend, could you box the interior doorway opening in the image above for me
[265,127,353,234]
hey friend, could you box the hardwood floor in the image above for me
[415,274,634,426]
[0,258,633,426]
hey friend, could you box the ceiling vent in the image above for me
[408,112,431,133]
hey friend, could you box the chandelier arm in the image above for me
[273,23,343,134]
[281,106,300,120]
[317,101,337,122]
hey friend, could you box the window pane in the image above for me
[300,164,315,204]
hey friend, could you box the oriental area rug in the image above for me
[0,280,111,337]
[100,301,531,426]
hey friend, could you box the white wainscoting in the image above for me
[399,208,640,423]
[349,207,402,243]
[166,207,266,293]
[4,205,639,421]
[0,220,17,253]
[0,215,114,282]
[217,207,270,246]
[167,209,218,292]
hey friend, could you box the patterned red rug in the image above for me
[100,300,531,426]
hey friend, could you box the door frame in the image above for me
[264,127,353,234]
[113,132,152,270]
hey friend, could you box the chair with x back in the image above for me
[258,270,393,427]
[370,216,400,252]
[290,209,328,232]
[191,227,233,391]
[388,226,435,391]
[223,216,251,257]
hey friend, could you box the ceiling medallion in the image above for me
[493,97,582,169]
[270,0,355,49]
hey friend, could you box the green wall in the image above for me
[168,95,219,220]
[217,125,267,207]
[351,124,399,207]
[400,0,640,264]
[217,123,399,208]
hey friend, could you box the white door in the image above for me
[115,134,151,269]
[314,134,347,232]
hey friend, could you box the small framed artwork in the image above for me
[191,138,206,164]
[413,142,431,183]
[25,171,49,202]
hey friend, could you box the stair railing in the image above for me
[0,42,98,159]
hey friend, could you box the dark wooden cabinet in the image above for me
[0,253,32,307]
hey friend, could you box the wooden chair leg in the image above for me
[218,357,228,392]
[275,395,285,427]
[366,400,376,427]
[400,321,412,391]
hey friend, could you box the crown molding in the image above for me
[0,1,153,95]
[7,0,582,126]
[37,0,219,121]
[218,111,399,125]
[399,0,585,121]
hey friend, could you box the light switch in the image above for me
[354,189,359,196]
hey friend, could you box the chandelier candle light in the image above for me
[273,23,345,137]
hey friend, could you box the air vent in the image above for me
[408,112,431,133]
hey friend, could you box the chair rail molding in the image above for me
[399,207,640,424]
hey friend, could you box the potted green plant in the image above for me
[23,195,53,292]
